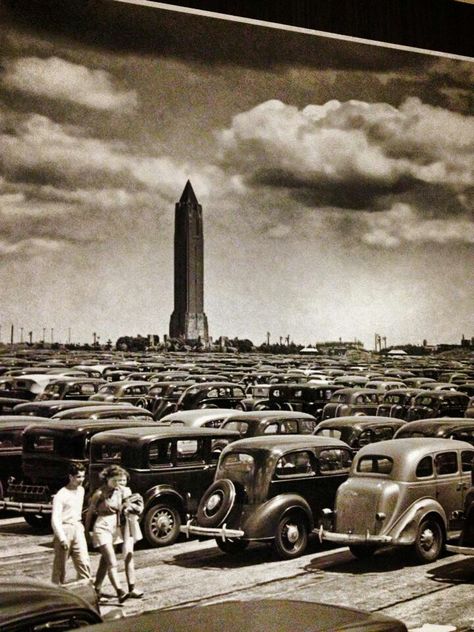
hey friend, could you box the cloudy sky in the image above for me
[0,0,472,348]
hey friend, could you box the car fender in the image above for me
[240,494,314,540]
[387,498,447,545]
[144,485,186,515]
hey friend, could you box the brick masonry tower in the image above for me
[169,180,209,343]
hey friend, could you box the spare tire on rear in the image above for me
[196,479,236,528]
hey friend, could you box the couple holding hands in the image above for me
[51,463,144,604]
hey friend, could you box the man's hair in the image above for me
[68,462,86,477]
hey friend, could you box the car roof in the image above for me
[222,411,317,421]
[90,426,240,444]
[24,419,157,435]
[0,578,99,628]
[356,438,473,459]
[316,416,406,427]
[14,400,104,411]
[224,434,349,454]
[0,415,49,428]
[160,408,240,422]
[88,599,406,632]
[395,419,474,434]
[45,377,105,384]
[52,404,146,418]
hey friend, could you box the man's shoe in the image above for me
[118,591,129,604]
[128,589,144,599]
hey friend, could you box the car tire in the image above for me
[216,538,249,554]
[196,479,236,527]
[413,517,444,563]
[143,502,181,547]
[255,403,270,411]
[272,512,308,560]
[24,513,52,533]
[135,398,148,408]
[349,544,376,560]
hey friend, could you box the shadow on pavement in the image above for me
[427,555,474,585]
[304,545,418,574]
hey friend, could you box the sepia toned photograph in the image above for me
[0,0,473,630]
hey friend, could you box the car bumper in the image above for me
[180,520,244,540]
[317,526,392,545]
[0,499,52,514]
[446,544,474,556]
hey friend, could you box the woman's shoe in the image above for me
[117,590,129,604]
[128,589,144,599]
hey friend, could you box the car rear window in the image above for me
[315,428,342,440]
[0,430,22,449]
[356,455,393,475]
[218,452,255,487]
[223,421,249,436]
[95,444,122,463]
[319,448,352,473]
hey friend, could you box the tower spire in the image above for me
[179,180,198,205]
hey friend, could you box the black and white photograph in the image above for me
[0,0,473,629]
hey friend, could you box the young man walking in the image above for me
[51,463,91,584]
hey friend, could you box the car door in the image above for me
[433,450,467,531]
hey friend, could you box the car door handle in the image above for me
[457,483,469,491]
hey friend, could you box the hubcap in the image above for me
[420,527,435,550]
[286,523,300,544]
[154,510,173,535]
[205,492,223,516]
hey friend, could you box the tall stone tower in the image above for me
[169,180,209,343]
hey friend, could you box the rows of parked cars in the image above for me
[1,349,474,629]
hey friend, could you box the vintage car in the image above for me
[331,375,368,388]
[321,388,383,420]
[0,416,46,498]
[364,380,406,391]
[218,410,318,441]
[457,383,474,398]
[376,389,431,420]
[89,426,239,547]
[265,384,342,420]
[314,416,406,454]
[88,599,407,632]
[0,418,157,530]
[181,435,352,559]
[35,377,106,401]
[0,578,102,631]
[13,399,105,418]
[175,382,247,411]
[446,475,474,556]
[132,380,191,419]
[0,396,29,414]
[160,408,238,428]
[406,391,470,421]
[320,438,474,562]
[393,418,474,443]
[0,374,57,400]
[464,396,474,419]
[51,404,154,421]
[89,380,152,405]
[237,384,273,411]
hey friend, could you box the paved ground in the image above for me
[2,516,474,630]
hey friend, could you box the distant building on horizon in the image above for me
[169,180,209,344]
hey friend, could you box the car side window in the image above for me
[275,451,314,476]
[280,420,298,434]
[149,440,172,467]
[263,423,279,434]
[434,452,458,476]
[176,439,205,463]
[416,456,433,478]
[461,450,474,472]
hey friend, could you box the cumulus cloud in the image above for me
[217,97,474,210]
[360,203,474,248]
[2,56,137,111]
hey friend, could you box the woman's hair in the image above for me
[99,465,129,483]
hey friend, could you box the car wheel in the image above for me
[255,403,270,411]
[234,402,246,411]
[143,503,181,547]
[135,398,148,408]
[413,517,444,563]
[24,513,52,533]
[197,479,236,527]
[272,512,308,560]
[280,402,294,411]
[216,538,249,554]
[349,544,376,560]
[199,403,218,409]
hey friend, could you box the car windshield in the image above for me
[222,421,249,436]
[98,384,119,394]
